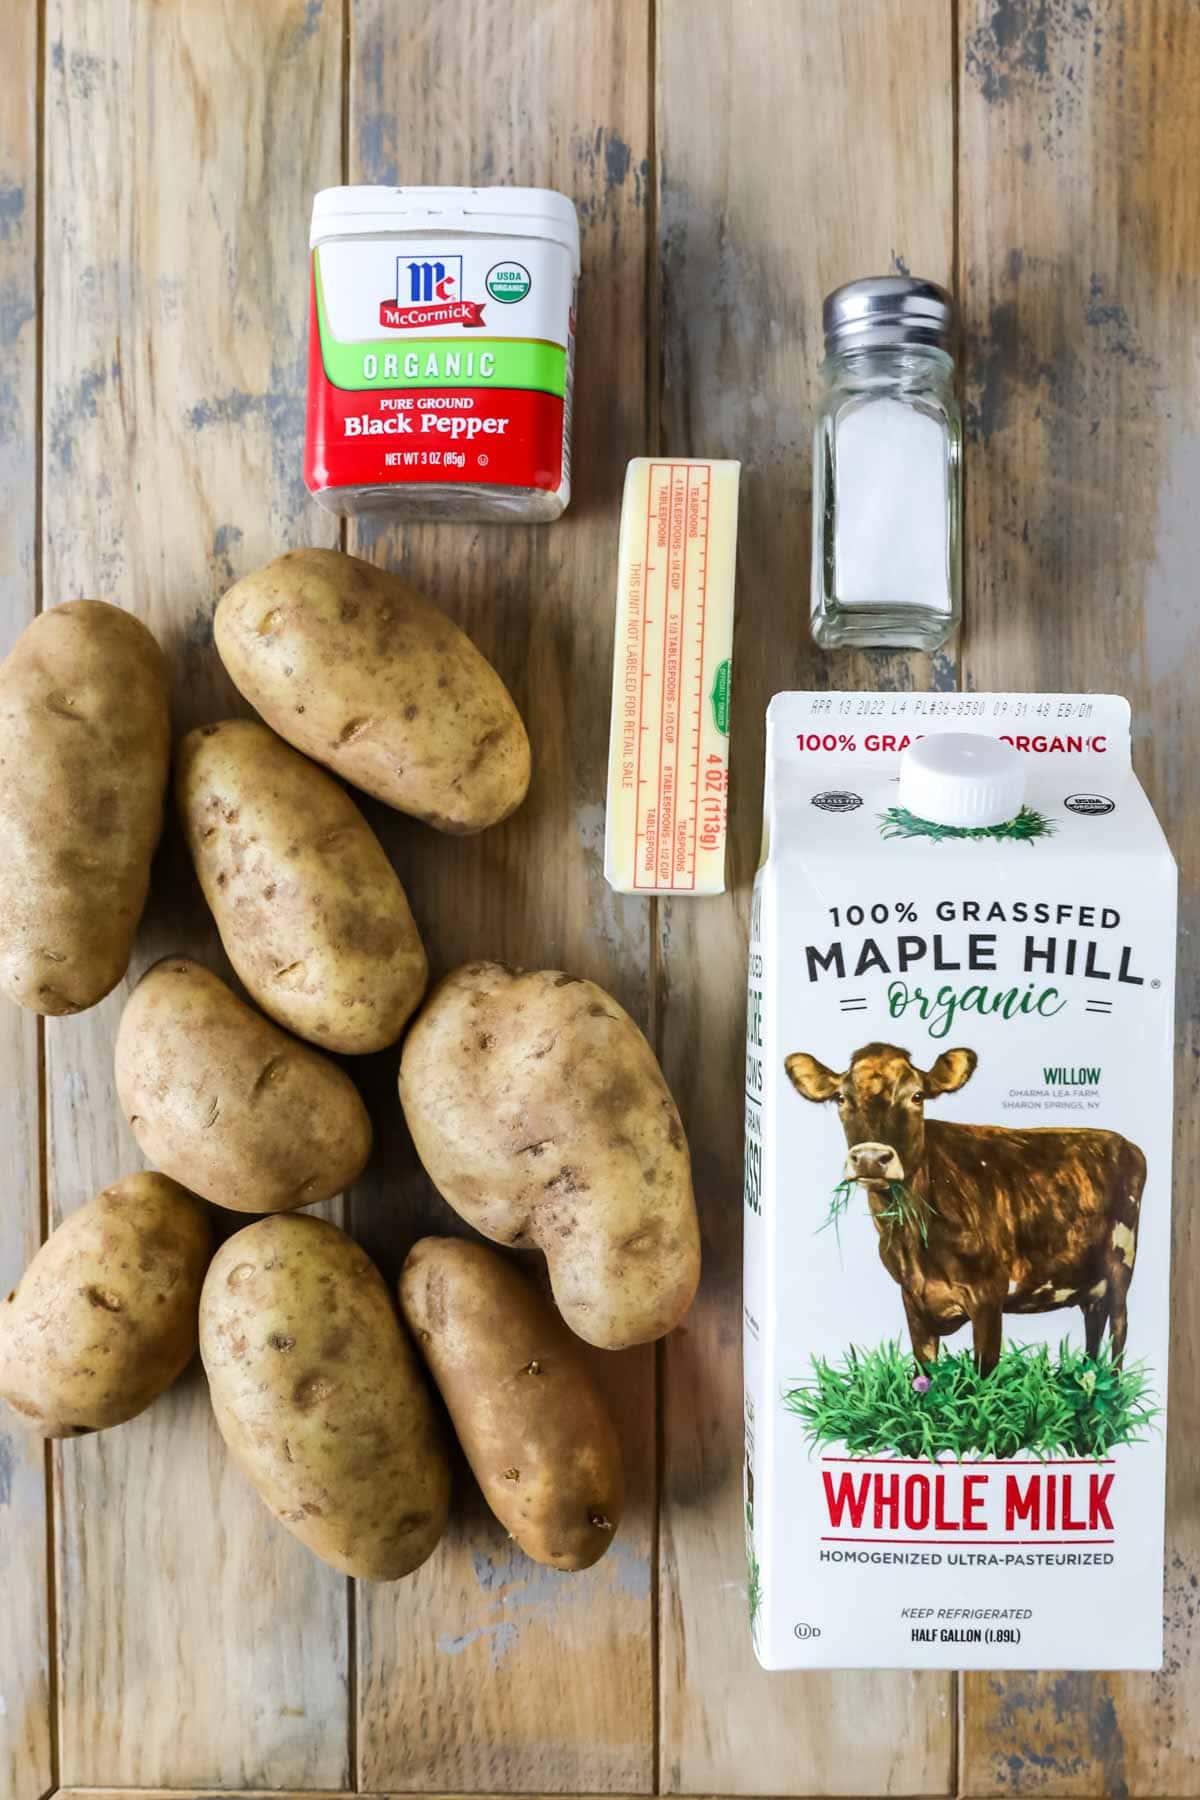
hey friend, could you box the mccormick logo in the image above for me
[379,253,486,330]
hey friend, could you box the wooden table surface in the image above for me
[2,1,1197,1796]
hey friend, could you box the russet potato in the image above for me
[176,719,427,1054]
[115,957,372,1212]
[398,962,701,1349]
[0,601,170,1014]
[214,548,530,833]
[401,1236,624,1569]
[0,1173,211,1437]
[201,1214,450,1579]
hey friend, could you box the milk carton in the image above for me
[743,693,1177,1670]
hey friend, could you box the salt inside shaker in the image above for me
[810,276,962,652]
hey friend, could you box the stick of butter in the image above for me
[604,457,740,895]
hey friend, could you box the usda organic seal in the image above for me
[486,261,532,303]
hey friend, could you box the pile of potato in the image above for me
[0,551,701,1579]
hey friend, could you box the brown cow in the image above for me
[785,1041,1144,1375]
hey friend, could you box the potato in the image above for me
[0,601,170,1014]
[201,1214,449,1579]
[214,548,530,833]
[401,1237,623,1569]
[0,1173,211,1437]
[115,957,372,1212]
[398,963,701,1349]
[176,719,427,1054]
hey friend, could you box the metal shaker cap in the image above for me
[822,276,955,355]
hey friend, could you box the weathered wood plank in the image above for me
[41,0,346,1787]
[655,1,956,1791]
[0,3,52,1796]
[346,0,655,1790]
[958,2,1200,1793]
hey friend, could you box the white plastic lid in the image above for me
[310,185,580,271]
[897,732,1026,828]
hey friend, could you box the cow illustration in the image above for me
[785,1042,1144,1375]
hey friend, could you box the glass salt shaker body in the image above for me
[811,277,962,652]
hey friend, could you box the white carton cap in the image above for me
[310,185,580,270]
[897,732,1026,828]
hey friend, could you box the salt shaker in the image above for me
[810,276,961,651]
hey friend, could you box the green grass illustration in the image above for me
[745,1502,763,1643]
[747,1543,762,1639]
[879,803,1055,844]
[822,1178,936,1245]
[785,1339,1157,1461]
[821,1178,856,1241]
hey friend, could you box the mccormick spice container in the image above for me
[810,277,962,652]
[304,186,580,521]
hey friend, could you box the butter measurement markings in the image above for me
[690,470,718,868]
[633,462,713,891]
[654,463,687,889]
[652,463,691,890]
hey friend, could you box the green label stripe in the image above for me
[322,334,567,394]
[315,257,566,395]
[710,659,732,736]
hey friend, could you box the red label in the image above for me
[304,282,564,495]
[378,298,487,329]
